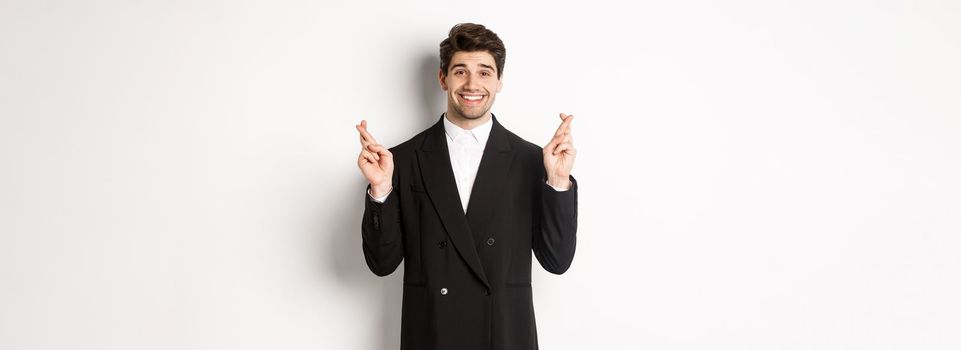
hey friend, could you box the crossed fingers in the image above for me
[549,113,575,155]
[356,120,384,163]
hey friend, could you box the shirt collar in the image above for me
[442,113,493,146]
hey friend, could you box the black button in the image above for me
[372,215,380,230]
[438,241,448,248]
[486,238,495,246]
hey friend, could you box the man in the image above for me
[355,23,578,350]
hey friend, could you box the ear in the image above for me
[438,69,448,91]
[496,75,503,93]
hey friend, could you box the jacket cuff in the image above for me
[544,175,577,193]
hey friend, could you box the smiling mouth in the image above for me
[458,94,486,105]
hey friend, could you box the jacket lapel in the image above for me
[416,117,490,290]
[465,117,515,242]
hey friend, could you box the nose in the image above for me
[463,72,480,90]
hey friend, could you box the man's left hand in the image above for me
[543,113,576,189]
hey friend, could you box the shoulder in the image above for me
[498,122,547,178]
[388,124,433,155]
[500,123,543,158]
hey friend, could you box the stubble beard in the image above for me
[448,93,493,122]
[451,104,489,120]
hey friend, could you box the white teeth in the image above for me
[461,95,482,101]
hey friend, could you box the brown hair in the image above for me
[439,23,506,78]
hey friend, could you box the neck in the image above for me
[445,109,492,130]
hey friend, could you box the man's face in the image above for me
[439,51,503,121]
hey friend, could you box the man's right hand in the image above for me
[356,120,394,198]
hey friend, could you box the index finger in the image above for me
[356,120,379,145]
[555,114,574,134]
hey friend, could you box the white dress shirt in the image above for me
[369,114,567,208]
[442,114,493,212]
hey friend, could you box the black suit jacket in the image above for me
[361,115,578,350]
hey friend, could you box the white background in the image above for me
[2,1,959,349]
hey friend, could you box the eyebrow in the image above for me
[450,63,496,72]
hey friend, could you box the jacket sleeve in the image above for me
[361,181,404,277]
[532,175,578,274]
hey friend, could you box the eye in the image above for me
[481,71,491,77]
[454,70,466,76]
